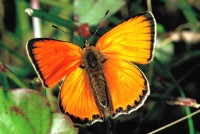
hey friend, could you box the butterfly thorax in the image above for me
[82,45,113,117]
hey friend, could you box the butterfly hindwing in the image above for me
[60,67,103,125]
[96,11,156,64]
[26,38,82,87]
[103,59,149,117]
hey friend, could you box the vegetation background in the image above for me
[0,0,200,134]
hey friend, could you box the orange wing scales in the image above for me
[60,67,103,125]
[26,38,82,87]
[103,59,149,117]
[96,11,156,64]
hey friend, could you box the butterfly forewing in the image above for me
[96,11,156,64]
[26,38,82,87]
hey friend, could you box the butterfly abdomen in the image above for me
[82,46,113,117]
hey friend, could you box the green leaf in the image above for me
[0,89,51,134]
[0,63,28,88]
[49,113,78,134]
[154,38,174,65]
[15,0,31,44]
[26,9,77,30]
[74,0,125,26]
[157,23,165,33]
[0,88,78,134]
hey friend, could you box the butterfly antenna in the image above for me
[90,10,110,41]
[52,25,79,42]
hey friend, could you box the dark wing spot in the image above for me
[84,118,89,122]
[127,105,132,110]
[134,100,140,106]
[92,114,100,119]
[116,107,123,112]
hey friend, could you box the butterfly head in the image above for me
[84,39,90,48]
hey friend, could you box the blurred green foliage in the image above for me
[0,0,200,134]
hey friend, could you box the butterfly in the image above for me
[26,11,156,125]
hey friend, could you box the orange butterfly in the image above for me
[26,11,156,125]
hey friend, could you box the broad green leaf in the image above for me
[0,89,33,134]
[0,88,78,134]
[74,0,125,26]
[0,89,51,134]
[49,113,78,134]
